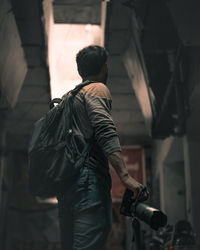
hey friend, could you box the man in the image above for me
[57,45,148,250]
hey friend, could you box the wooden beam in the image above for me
[123,37,154,136]
[53,2,101,24]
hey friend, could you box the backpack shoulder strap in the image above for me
[66,80,95,131]
[70,80,96,97]
[49,98,62,109]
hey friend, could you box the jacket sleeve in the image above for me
[83,83,121,157]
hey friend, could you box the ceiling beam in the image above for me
[53,0,101,24]
[123,37,154,136]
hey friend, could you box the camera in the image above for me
[120,188,167,230]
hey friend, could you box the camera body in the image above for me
[120,189,167,230]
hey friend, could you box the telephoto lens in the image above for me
[134,203,167,230]
[120,189,167,230]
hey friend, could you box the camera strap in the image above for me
[131,186,148,243]
[132,186,148,215]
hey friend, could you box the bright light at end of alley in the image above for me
[49,24,101,99]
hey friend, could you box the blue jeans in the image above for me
[57,167,112,250]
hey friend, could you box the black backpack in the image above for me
[28,80,94,197]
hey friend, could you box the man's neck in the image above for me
[83,76,101,82]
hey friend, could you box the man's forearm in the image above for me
[108,151,129,183]
[108,151,149,200]
[108,151,143,191]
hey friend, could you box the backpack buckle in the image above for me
[68,129,73,134]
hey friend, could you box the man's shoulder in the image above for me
[81,82,111,100]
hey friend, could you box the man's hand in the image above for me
[108,151,149,201]
[122,175,149,201]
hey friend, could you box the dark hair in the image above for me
[76,45,108,78]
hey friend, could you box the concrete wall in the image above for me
[152,47,200,244]
[152,137,187,226]
[0,0,27,108]
[0,1,27,248]
[4,152,60,250]
[183,138,200,241]
[0,1,53,249]
[182,47,200,242]
[0,127,7,249]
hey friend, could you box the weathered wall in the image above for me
[0,0,27,108]
[4,152,60,250]
[152,47,200,244]
[183,46,200,243]
[152,137,187,225]
[0,1,27,248]
[183,138,200,243]
[0,1,54,249]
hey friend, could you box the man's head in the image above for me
[76,45,108,84]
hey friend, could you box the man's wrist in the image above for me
[121,174,132,186]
